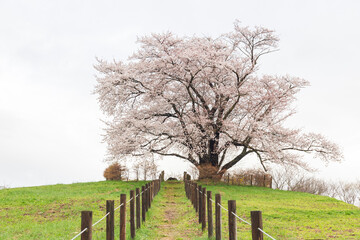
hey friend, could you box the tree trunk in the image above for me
[197,163,224,181]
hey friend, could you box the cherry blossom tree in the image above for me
[94,21,342,180]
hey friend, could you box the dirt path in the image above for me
[155,181,203,240]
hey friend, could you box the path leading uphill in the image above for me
[148,181,204,239]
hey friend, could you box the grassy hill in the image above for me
[0,181,359,239]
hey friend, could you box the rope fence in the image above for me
[184,172,277,240]
[70,178,162,240]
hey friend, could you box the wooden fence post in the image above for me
[201,187,206,231]
[228,200,236,240]
[198,185,202,223]
[207,191,213,238]
[146,183,149,211]
[155,180,157,196]
[187,181,190,198]
[194,183,198,212]
[106,200,114,240]
[120,194,126,240]
[190,182,193,205]
[81,211,92,240]
[152,181,154,201]
[148,183,152,209]
[136,188,140,229]
[251,211,263,240]
[149,182,152,206]
[141,186,146,222]
[151,181,153,202]
[215,194,221,240]
[130,190,135,238]
[191,182,195,208]
[188,181,194,206]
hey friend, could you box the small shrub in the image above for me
[103,162,127,181]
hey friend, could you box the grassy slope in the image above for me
[0,181,148,239]
[0,181,359,239]
[200,182,360,239]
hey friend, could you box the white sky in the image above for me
[1,0,360,188]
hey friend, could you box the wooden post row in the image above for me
[251,211,263,240]
[194,183,198,212]
[146,183,150,210]
[192,182,195,208]
[189,180,191,199]
[207,191,213,238]
[215,194,221,240]
[152,181,154,201]
[201,187,206,231]
[81,211,92,240]
[81,182,163,240]
[120,194,126,240]
[130,190,135,238]
[198,185,202,223]
[150,181,153,203]
[148,182,152,209]
[188,181,191,202]
[156,180,158,196]
[228,200,236,240]
[184,180,187,198]
[185,180,188,198]
[142,186,146,222]
[189,181,192,204]
[136,188,140,229]
[106,200,114,240]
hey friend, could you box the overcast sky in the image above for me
[1,0,360,188]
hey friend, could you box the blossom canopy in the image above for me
[94,21,342,179]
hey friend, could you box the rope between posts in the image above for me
[127,197,133,204]
[231,211,251,226]
[92,212,110,227]
[113,187,147,211]
[70,228,87,240]
[186,181,277,240]
[70,184,158,240]
[258,227,277,240]
[114,203,123,211]
[217,202,228,212]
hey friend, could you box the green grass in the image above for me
[0,181,148,239]
[0,180,359,239]
[198,181,360,239]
